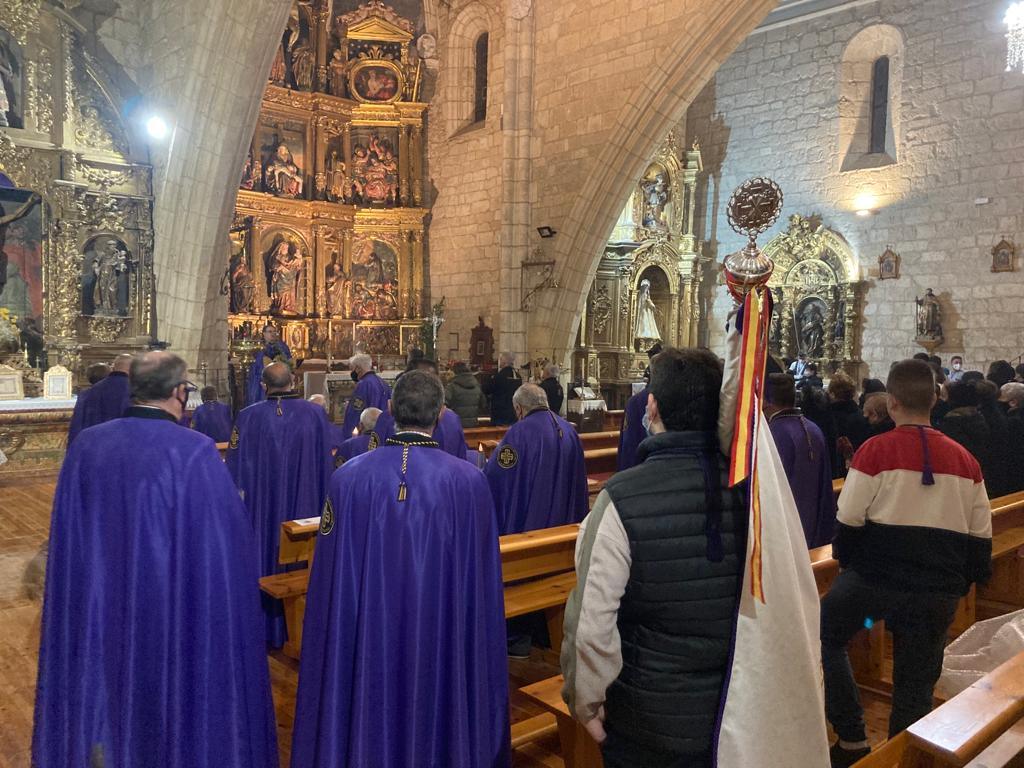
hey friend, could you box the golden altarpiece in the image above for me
[573,134,708,407]
[227,0,428,371]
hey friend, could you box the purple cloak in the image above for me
[33,410,277,768]
[245,341,292,406]
[66,371,131,446]
[190,400,233,443]
[484,408,588,535]
[226,394,333,646]
[291,435,510,768]
[616,387,649,471]
[768,409,837,548]
[371,407,469,460]
[337,433,371,463]
[341,371,392,436]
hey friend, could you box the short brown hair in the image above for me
[886,359,936,413]
[765,373,796,409]
[649,347,722,432]
[827,371,856,402]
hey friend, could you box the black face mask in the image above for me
[350,371,359,382]
[176,386,189,416]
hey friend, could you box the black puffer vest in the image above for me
[603,430,747,757]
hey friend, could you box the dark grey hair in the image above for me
[392,370,444,430]
[130,352,187,402]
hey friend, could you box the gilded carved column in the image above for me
[410,230,424,316]
[342,123,352,187]
[342,229,353,274]
[410,125,423,207]
[401,231,415,319]
[398,124,410,206]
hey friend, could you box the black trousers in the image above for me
[821,569,959,741]
[602,729,709,768]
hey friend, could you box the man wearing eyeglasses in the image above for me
[34,350,278,768]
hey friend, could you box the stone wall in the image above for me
[689,0,1024,377]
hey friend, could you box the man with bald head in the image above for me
[337,406,381,464]
[35,351,278,768]
[342,352,391,437]
[228,360,334,647]
[189,385,233,443]
[66,352,134,446]
[486,382,588,535]
[246,324,291,406]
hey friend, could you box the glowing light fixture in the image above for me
[1007,2,1024,72]
[853,192,877,217]
[145,115,169,140]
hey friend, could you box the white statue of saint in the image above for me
[634,279,662,343]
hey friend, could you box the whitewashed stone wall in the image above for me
[689,0,1024,377]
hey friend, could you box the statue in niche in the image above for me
[291,37,315,91]
[916,288,942,340]
[327,151,347,202]
[265,143,303,198]
[239,145,259,191]
[228,242,254,314]
[0,34,20,129]
[83,237,130,317]
[266,239,305,314]
[328,48,347,96]
[641,172,669,228]
[269,10,299,86]
[633,279,662,344]
[325,250,346,315]
[797,301,826,358]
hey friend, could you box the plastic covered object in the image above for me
[937,608,1024,698]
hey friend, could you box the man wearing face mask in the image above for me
[34,351,279,768]
[948,355,965,383]
[227,361,334,648]
[342,352,392,438]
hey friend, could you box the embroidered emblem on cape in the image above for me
[498,445,518,469]
[228,426,239,449]
[320,498,335,536]
[368,432,380,450]
[352,397,365,411]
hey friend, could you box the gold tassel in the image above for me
[397,444,410,502]
[398,482,407,502]
[276,398,283,416]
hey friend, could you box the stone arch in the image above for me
[526,0,777,364]
[838,24,904,171]
[443,2,496,135]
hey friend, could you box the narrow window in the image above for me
[869,56,890,154]
[473,33,488,123]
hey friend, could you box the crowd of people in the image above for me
[36,339,1004,767]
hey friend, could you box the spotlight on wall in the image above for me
[537,226,557,238]
[145,116,169,140]
[854,192,878,217]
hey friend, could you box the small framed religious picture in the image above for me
[0,364,24,401]
[878,245,900,280]
[991,238,1016,273]
[44,365,73,400]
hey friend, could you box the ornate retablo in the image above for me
[723,177,784,301]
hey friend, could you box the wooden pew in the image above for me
[851,651,1024,768]
[259,521,581,661]
[520,675,603,768]
[464,425,509,450]
[477,430,620,459]
[603,410,624,431]
[216,441,228,460]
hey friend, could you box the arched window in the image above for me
[869,56,890,155]
[473,33,488,123]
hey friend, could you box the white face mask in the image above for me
[953,362,962,370]
[642,411,652,436]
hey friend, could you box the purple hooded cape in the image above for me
[33,409,277,768]
[226,394,333,646]
[484,408,588,535]
[768,409,837,548]
[371,407,469,460]
[341,371,392,436]
[245,341,292,406]
[190,400,233,443]
[291,433,510,768]
[616,387,649,471]
[337,433,371,463]
[66,371,131,446]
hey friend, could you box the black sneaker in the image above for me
[830,742,870,767]
[507,634,533,660]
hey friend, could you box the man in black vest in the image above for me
[486,351,522,425]
[561,347,747,768]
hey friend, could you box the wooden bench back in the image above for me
[499,524,579,583]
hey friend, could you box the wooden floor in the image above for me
[0,474,893,767]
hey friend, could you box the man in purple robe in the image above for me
[34,351,277,768]
[765,372,836,549]
[485,382,588,535]
[189,385,232,443]
[373,404,468,460]
[227,362,333,647]
[337,406,381,464]
[341,352,391,436]
[245,324,292,406]
[66,353,133,446]
[291,371,510,768]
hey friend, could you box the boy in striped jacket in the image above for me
[823,358,992,767]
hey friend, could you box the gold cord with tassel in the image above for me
[397,444,409,502]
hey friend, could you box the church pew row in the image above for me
[259,522,581,662]
[475,430,621,459]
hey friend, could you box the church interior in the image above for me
[4,0,1024,766]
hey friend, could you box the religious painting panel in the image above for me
[349,61,403,104]
[0,27,23,130]
[0,187,43,334]
[992,238,1016,273]
[257,118,306,199]
[349,237,399,320]
[228,228,256,314]
[262,229,309,316]
[282,321,309,356]
[355,323,399,355]
[401,325,420,355]
[349,127,399,205]
[81,234,132,318]
[878,245,900,280]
